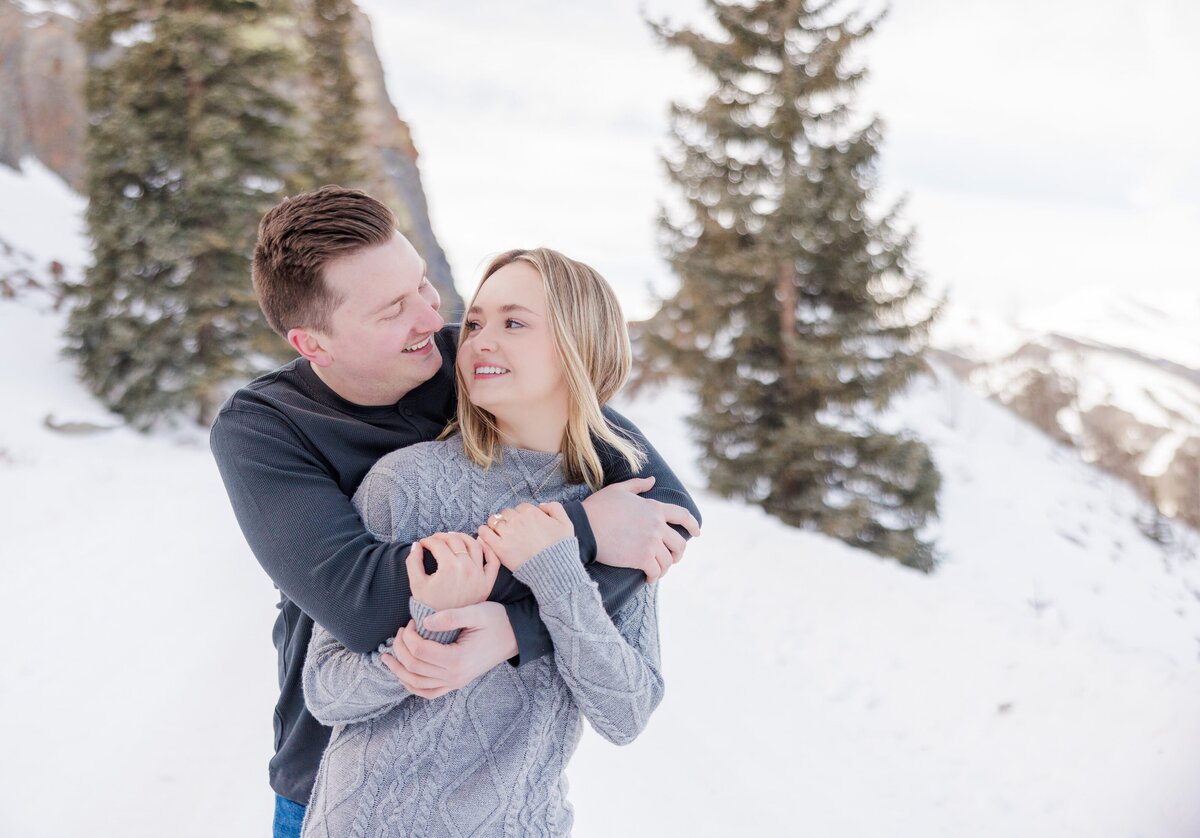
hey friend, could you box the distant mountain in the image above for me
[933,288,1200,530]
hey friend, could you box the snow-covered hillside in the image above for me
[935,290,1200,526]
[2,162,1199,837]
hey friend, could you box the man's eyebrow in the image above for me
[466,303,540,316]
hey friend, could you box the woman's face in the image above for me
[458,261,567,422]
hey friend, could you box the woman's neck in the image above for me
[492,402,568,454]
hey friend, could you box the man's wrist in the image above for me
[501,599,547,667]
[562,499,598,564]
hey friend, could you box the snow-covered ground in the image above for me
[2,290,1200,837]
[3,160,1199,836]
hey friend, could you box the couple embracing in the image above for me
[211,186,702,837]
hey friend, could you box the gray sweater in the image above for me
[300,437,664,837]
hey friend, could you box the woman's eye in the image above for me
[464,320,480,331]
[505,319,524,329]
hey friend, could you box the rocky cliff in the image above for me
[0,0,461,308]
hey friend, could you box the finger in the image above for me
[480,541,502,585]
[391,624,448,677]
[420,604,476,634]
[640,551,662,583]
[658,502,701,537]
[443,530,476,559]
[477,524,502,551]
[401,621,459,669]
[462,533,485,566]
[654,544,672,580]
[610,475,655,494]
[406,543,427,581]
[398,622,452,673]
[381,652,449,690]
[513,502,538,517]
[663,528,687,564]
[421,536,461,571]
[538,501,568,524]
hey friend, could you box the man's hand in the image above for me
[380,601,518,699]
[582,476,701,582]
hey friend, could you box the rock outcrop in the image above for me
[0,2,86,188]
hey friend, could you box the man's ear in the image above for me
[287,327,333,368]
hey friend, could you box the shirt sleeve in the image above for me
[211,405,424,654]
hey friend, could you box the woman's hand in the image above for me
[407,532,500,611]
[477,502,574,573]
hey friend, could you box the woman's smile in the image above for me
[472,363,510,379]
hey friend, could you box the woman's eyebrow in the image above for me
[466,303,540,316]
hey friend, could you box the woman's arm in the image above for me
[513,538,663,745]
[302,598,458,725]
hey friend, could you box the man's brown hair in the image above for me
[252,185,396,337]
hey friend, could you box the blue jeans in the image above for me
[273,794,306,838]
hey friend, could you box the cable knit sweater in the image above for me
[300,437,664,838]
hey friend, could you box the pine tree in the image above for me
[643,0,942,570]
[68,0,297,427]
[296,0,367,189]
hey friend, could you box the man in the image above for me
[209,186,701,836]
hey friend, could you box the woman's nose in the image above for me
[472,322,498,351]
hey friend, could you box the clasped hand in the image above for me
[406,531,500,611]
[477,502,574,573]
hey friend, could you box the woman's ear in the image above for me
[287,327,333,367]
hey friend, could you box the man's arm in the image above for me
[564,403,700,564]
[211,406,424,654]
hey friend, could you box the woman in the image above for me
[299,248,664,837]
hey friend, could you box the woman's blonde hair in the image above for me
[448,247,646,489]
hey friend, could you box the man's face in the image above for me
[314,232,444,404]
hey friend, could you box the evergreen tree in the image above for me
[296,0,367,189]
[643,0,942,570]
[68,0,297,427]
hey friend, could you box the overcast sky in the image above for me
[355,0,1199,322]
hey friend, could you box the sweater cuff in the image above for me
[410,597,461,645]
[513,538,592,602]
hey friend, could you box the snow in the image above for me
[1020,286,1200,372]
[0,158,89,276]
[3,165,1200,838]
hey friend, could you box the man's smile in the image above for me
[402,334,434,353]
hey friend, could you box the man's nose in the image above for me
[420,295,444,332]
